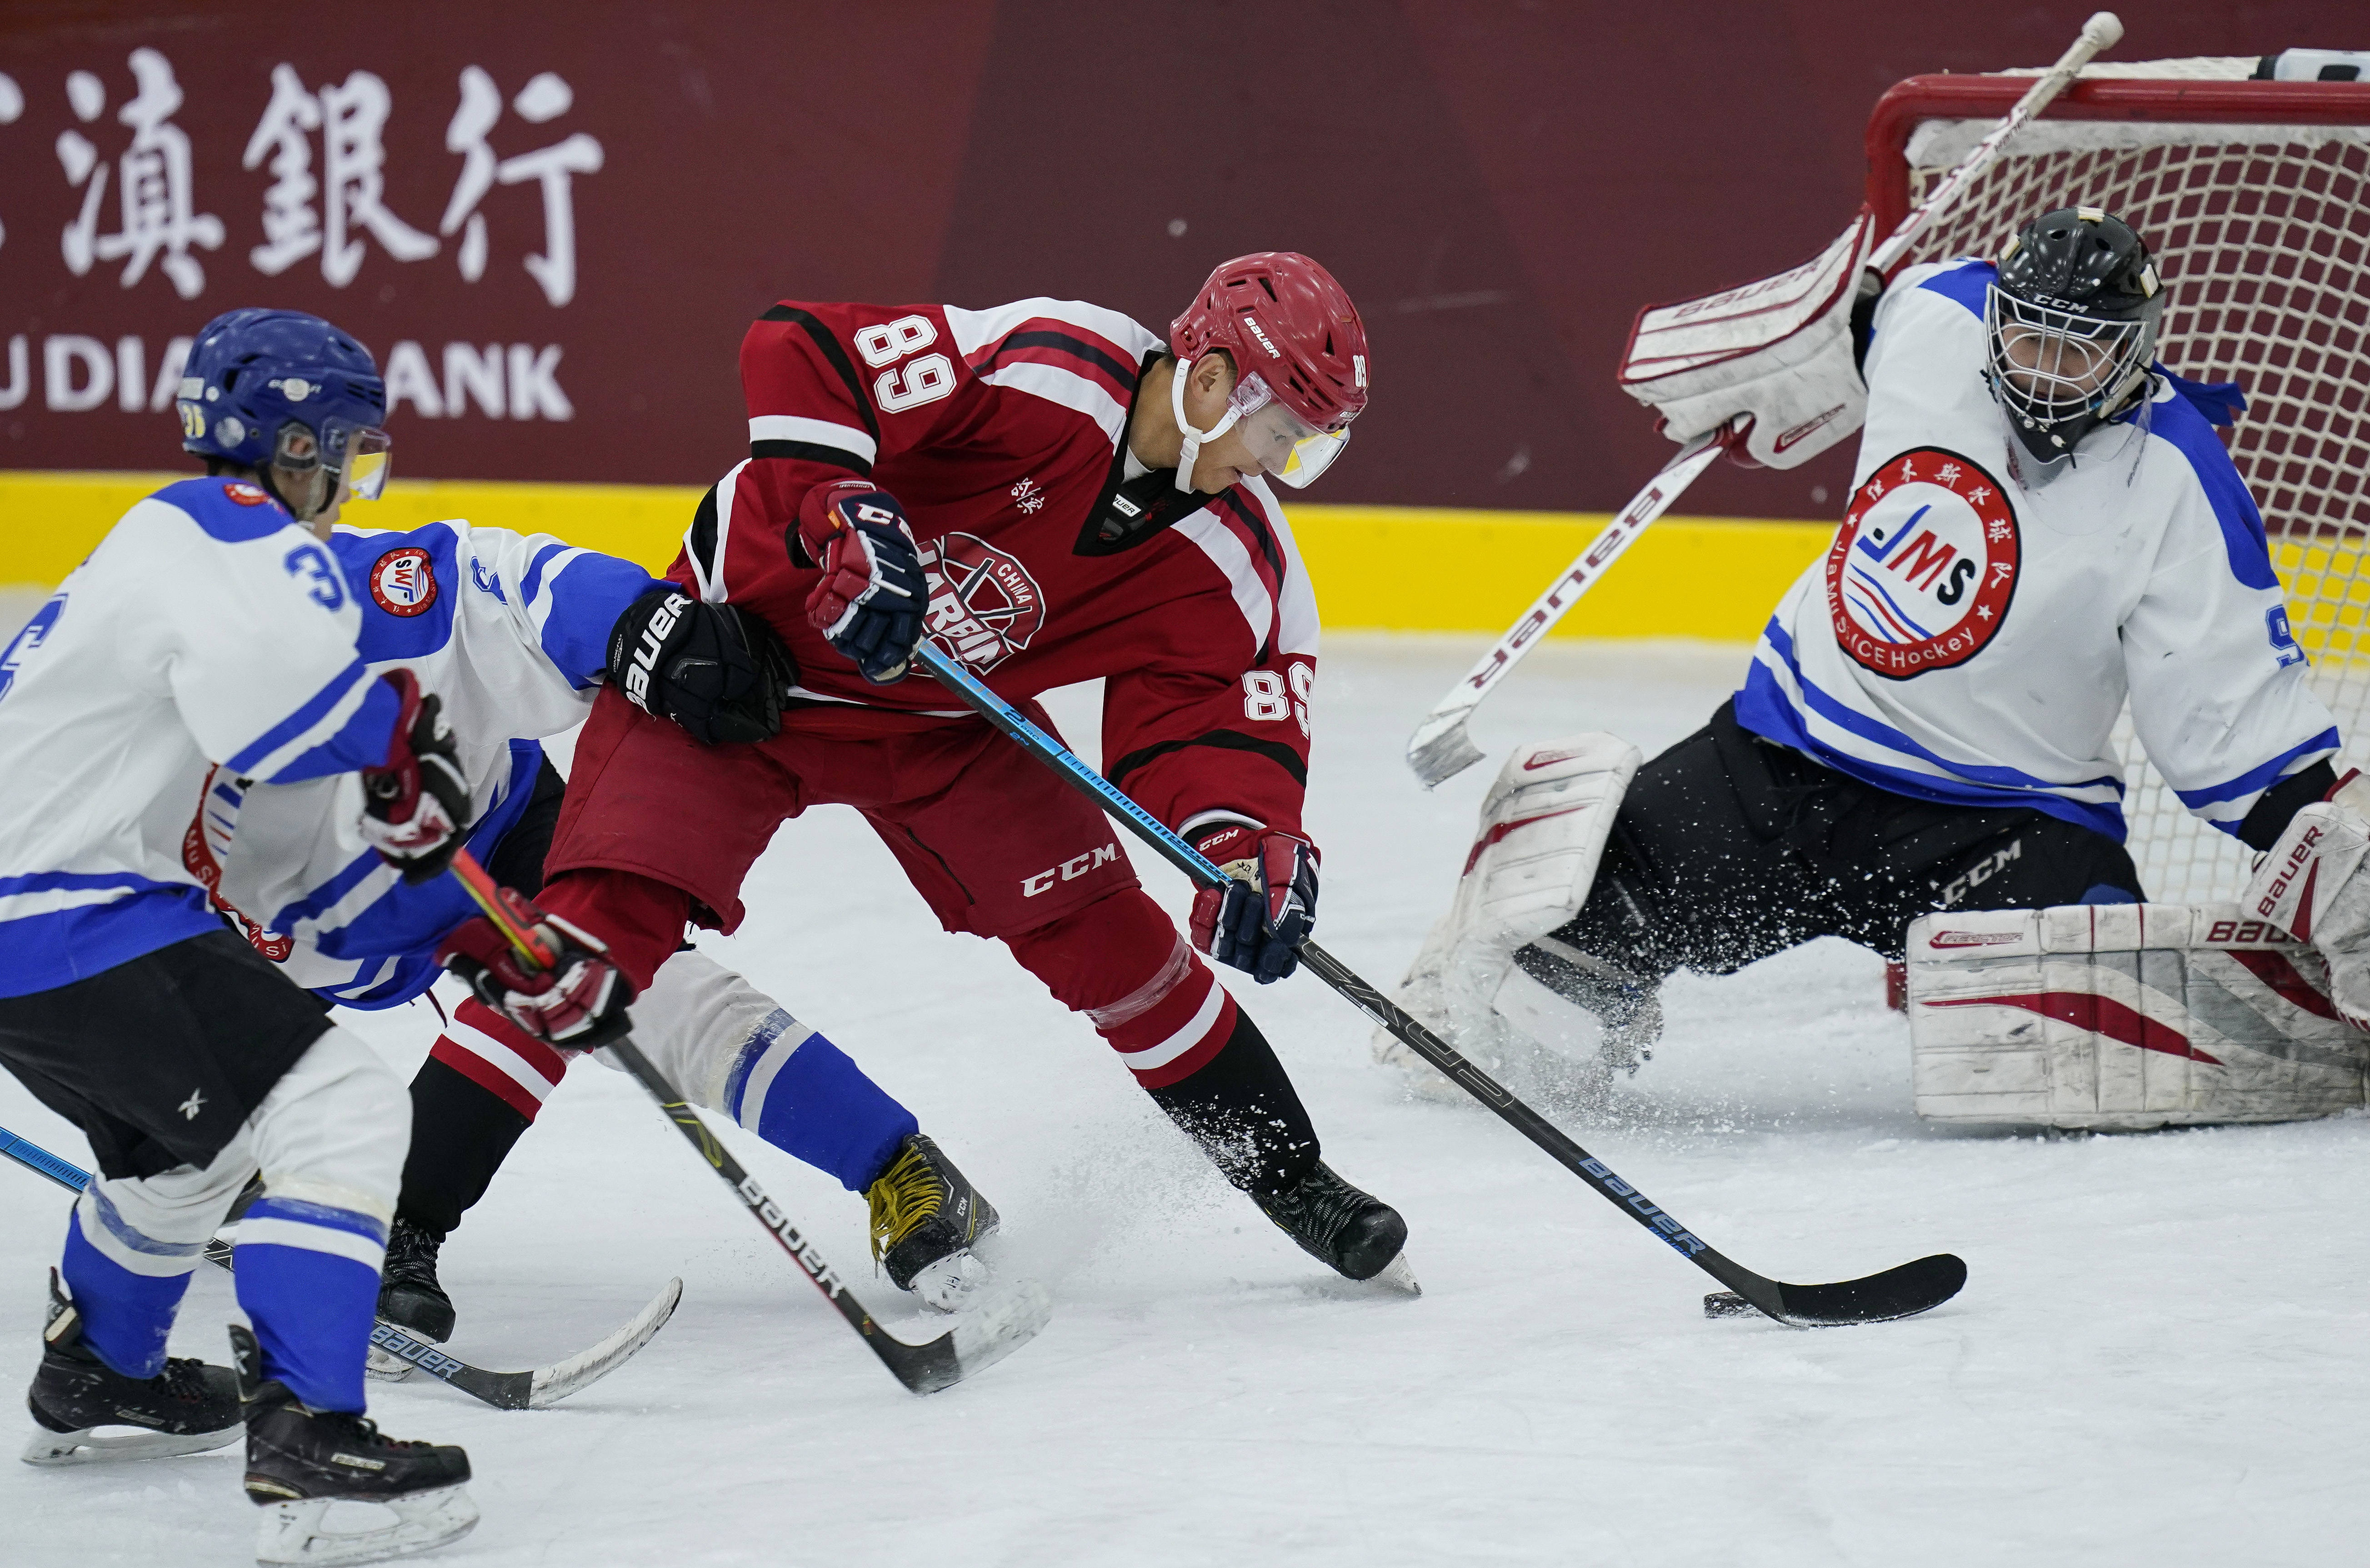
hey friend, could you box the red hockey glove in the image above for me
[436,886,634,1048]
[797,480,926,684]
[1189,824,1319,984]
[359,669,472,884]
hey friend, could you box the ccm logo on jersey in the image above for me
[1826,447,2020,679]
[623,593,685,706]
[368,547,439,617]
[1023,843,1120,896]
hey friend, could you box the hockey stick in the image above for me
[1403,9,2126,789]
[0,1119,680,1410]
[444,850,1051,1395]
[917,643,1965,1326]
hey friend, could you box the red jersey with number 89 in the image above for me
[675,295,1321,842]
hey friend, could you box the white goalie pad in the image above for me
[1907,904,2370,1130]
[1619,207,1876,470]
[1385,734,1642,1060]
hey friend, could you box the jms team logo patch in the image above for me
[919,531,1045,671]
[1826,447,2019,679]
[369,546,438,617]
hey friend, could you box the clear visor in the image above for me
[1983,285,2154,425]
[1225,373,1350,489]
[324,421,394,501]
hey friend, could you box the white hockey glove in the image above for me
[1905,903,2368,1129]
[1381,734,1644,1085]
[1620,208,1877,469]
[2242,769,2370,1026]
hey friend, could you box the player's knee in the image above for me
[1003,886,1184,1014]
[248,1027,410,1220]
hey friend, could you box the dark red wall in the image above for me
[0,1,2355,515]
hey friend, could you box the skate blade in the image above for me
[1365,1249,1422,1297]
[21,1420,241,1466]
[363,1344,419,1382]
[255,1483,479,1566]
[946,1278,1053,1380]
[908,1250,992,1314]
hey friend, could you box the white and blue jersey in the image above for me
[195,517,661,1006]
[1735,258,2337,846]
[0,478,399,999]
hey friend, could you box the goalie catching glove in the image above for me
[796,479,927,684]
[2243,768,2370,1027]
[438,884,633,1048]
[1189,824,1318,983]
[607,588,795,744]
[359,669,472,884]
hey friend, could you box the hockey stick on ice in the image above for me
[1404,10,2127,789]
[918,644,1965,1326]
[444,851,1051,1395]
[0,1119,681,1410]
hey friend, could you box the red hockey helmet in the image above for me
[1168,252,1368,490]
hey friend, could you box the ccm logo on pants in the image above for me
[1023,844,1119,896]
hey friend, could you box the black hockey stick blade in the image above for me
[1706,1252,1967,1328]
[605,1036,1050,1395]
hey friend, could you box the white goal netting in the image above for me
[1897,70,2370,902]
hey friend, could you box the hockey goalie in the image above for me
[1381,205,2370,1128]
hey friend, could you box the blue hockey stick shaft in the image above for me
[911,642,1968,1326]
[0,1121,91,1193]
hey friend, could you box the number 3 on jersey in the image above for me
[1243,664,1313,738]
[856,313,955,414]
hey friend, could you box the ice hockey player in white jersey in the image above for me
[0,310,482,1564]
[1385,207,2344,1100]
[185,421,1006,1355]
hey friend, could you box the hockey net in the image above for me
[1870,62,2370,903]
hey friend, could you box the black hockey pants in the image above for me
[1550,699,2145,985]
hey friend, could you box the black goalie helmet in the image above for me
[1983,206,2165,471]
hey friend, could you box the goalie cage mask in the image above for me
[1983,207,2165,478]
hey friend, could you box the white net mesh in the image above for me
[1901,96,2370,902]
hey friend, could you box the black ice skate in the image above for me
[368,1218,454,1381]
[867,1134,999,1311]
[230,1323,478,1566]
[22,1268,242,1465]
[1255,1164,1419,1293]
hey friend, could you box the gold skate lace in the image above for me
[865,1145,942,1263]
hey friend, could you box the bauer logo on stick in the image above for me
[368,546,440,617]
[1826,446,2020,679]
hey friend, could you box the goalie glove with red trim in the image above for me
[796,479,926,684]
[2243,769,2370,1027]
[437,884,634,1048]
[359,669,472,884]
[1189,824,1319,984]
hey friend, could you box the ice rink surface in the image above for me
[4,636,2365,1567]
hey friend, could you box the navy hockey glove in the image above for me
[437,885,633,1048]
[360,669,472,884]
[797,479,926,684]
[607,588,795,745]
[1188,823,1319,984]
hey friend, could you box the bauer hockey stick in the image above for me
[1404,10,2127,789]
[0,1120,681,1410]
[917,644,1965,1325]
[443,850,1051,1395]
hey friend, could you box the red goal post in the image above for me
[1865,63,2370,904]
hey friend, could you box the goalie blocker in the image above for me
[1907,903,2368,1129]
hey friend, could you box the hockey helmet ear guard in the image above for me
[1982,207,2165,469]
[179,307,391,498]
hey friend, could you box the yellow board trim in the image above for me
[0,470,1839,641]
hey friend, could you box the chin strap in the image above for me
[1170,355,1243,493]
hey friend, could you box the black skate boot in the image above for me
[369,1218,453,1381]
[231,1323,477,1566]
[866,1134,999,1311]
[1255,1163,1417,1291]
[22,1268,242,1465]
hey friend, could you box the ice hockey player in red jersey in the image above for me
[435,252,1413,1285]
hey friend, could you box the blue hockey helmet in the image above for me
[178,309,393,501]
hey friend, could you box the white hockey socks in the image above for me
[1905,903,2370,1129]
[1380,734,1643,1086]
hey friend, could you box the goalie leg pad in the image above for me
[2242,774,2370,1025]
[1907,903,2370,1129]
[1382,734,1643,1074]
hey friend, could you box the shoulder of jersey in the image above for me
[1895,258,1995,323]
[329,519,461,621]
[142,475,299,543]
